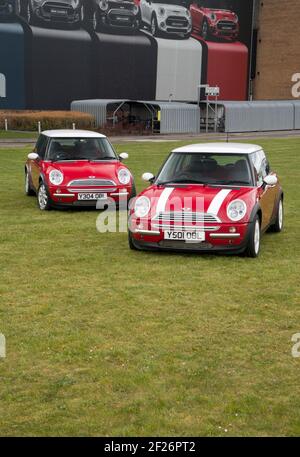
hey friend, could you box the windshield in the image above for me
[46,138,117,162]
[156,152,253,186]
[199,0,233,9]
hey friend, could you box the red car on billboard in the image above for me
[25,130,135,210]
[190,0,239,41]
[128,143,284,258]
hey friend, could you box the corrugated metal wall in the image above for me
[222,101,296,132]
[159,103,200,134]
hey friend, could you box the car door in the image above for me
[30,135,48,190]
[251,150,278,231]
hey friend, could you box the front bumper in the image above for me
[49,184,131,207]
[159,15,191,35]
[129,221,252,254]
[35,5,81,24]
[100,9,139,30]
[210,20,239,39]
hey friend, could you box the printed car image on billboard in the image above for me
[0,0,254,109]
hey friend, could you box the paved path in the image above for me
[1,130,300,149]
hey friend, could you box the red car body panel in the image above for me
[198,39,248,100]
[190,5,239,41]
[129,172,282,254]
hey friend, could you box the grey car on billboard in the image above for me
[19,0,85,27]
[87,0,141,33]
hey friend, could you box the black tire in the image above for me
[201,18,209,40]
[37,182,52,211]
[245,214,261,258]
[25,170,35,196]
[150,14,158,37]
[27,1,37,26]
[270,198,284,233]
[15,0,21,15]
[128,231,138,251]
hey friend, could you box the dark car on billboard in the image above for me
[88,0,140,33]
[19,0,85,27]
[0,0,20,18]
[190,0,239,41]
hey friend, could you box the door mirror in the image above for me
[263,174,278,186]
[28,152,39,160]
[142,172,154,182]
[119,152,129,161]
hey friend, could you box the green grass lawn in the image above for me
[0,138,299,436]
[0,130,37,140]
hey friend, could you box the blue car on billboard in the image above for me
[0,0,20,18]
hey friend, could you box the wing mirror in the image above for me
[28,152,39,160]
[119,152,129,161]
[263,175,278,186]
[142,172,155,182]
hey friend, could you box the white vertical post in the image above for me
[72,123,76,130]
[4,118,8,131]
[38,121,41,134]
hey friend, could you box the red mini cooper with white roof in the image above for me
[128,143,284,257]
[25,130,135,210]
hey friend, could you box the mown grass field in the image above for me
[0,137,299,436]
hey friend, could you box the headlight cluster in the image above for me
[118,168,131,185]
[233,14,239,23]
[134,196,150,218]
[49,170,64,185]
[133,5,139,15]
[227,200,247,222]
[158,7,165,16]
[208,13,216,21]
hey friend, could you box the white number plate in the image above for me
[78,193,107,201]
[164,231,205,242]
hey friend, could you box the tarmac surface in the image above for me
[1,130,300,149]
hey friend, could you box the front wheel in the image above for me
[128,231,138,251]
[37,183,52,211]
[201,19,209,40]
[245,215,261,258]
[151,15,158,37]
[25,171,35,196]
[270,198,284,233]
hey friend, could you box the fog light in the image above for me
[160,22,166,28]
[229,227,236,233]
[56,189,61,194]
[138,223,144,230]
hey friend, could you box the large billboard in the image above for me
[0,0,254,110]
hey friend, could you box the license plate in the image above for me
[51,9,67,15]
[164,231,205,242]
[78,193,107,201]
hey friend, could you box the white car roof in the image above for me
[172,143,263,155]
[42,129,106,139]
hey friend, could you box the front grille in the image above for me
[68,179,116,187]
[153,212,221,223]
[43,2,73,14]
[166,16,188,27]
[217,20,236,31]
[108,9,134,26]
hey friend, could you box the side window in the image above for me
[250,150,267,186]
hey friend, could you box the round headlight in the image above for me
[134,196,150,218]
[49,170,63,185]
[133,5,139,14]
[158,7,165,16]
[209,13,216,21]
[99,0,108,11]
[118,168,131,185]
[227,199,247,222]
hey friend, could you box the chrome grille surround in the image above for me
[68,179,116,187]
[153,211,221,223]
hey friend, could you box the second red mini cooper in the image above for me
[25,130,135,210]
[128,143,284,257]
